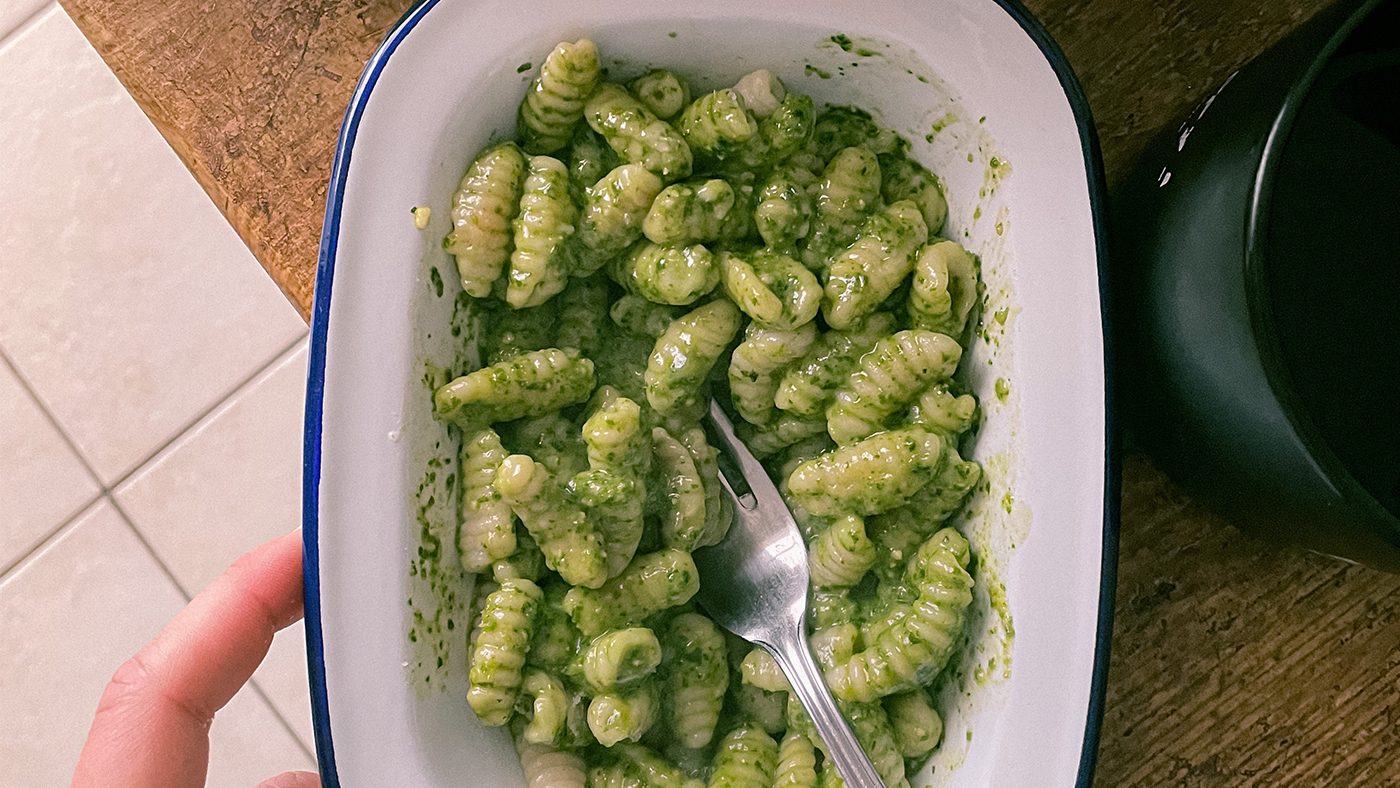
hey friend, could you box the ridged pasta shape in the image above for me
[564,548,700,637]
[518,741,587,788]
[519,669,570,744]
[734,413,827,459]
[907,382,978,442]
[608,294,680,338]
[753,92,815,166]
[841,701,909,788]
[555,275,608,355]
[667,612,730,748]
[458,428,517,573]
[652,427,707,551]
[822,201,929,330]
[611,241,720,307]
[708,726,779,788]
[518,39,600,154]
[721,251,822,331]
[433,349,595,428]
[826,528,974,702]
[630,69,692,120]
[679,428,732,548]
[643,178,751,246]
[808,514,876,588]
[646,300,743,415]
[518,744,582,788]
[678,89,759,164]
[586,84,693,181]
[729,322,818,426]
[508,155,577,308]
[907,240,979,337]
[826,329,963,444]
[468,577,542,725]
[774,732,818,788]
[731,683,789,735]
[496,454,609,589]
[809,622,859,672]
[801,147,881,270]
[567,125,620,203]
[576,164,664,265]
[786,428,943,517]
[880,153,948,236]
[899,444,983,524]
[579,627,663,693]
[774,313,897,418]
[740,648,791,693]
[571,395,649,575]
[610,743,706,788]
[588,682,658,746]
[884,689,944,758]
[449,143,526,297]
[806,107,903,165]
[754,166,816,250]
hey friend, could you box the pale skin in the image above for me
[71,529,319,788]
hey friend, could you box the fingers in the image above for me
[255,771,322,788]
[71,529,306,788]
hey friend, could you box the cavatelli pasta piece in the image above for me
[808,587,857,630]
[730,683,789,735]
[774,313,897,418]
[469,577,499,650]
[897,444,983,523]
[449,143,527,296]
[907,240,979,337]
[529,581,581,670]
[667,612,730,748]
[809,622,859,672]
[468,577,542,725]
[786,428,943,517]
[777,435,836,538]
[884,689,944,758]
[734,413,827,459]
[433,349,595,428]
[643,178,751,246]
[518,741,587,788]
[508,155,577,308]
[630,69,692,120]
[582,393,650,472]
[721,251,821,331]
[678,428,732,548]
[728,323,818,426]
[485,302,557,364]
[826,528,974,702]
[496,454,609,589]
[826,329,963,444]
[646,300,743,415]
[518,39,600,154]
[808,514,876,588]
[611,294,683,338]
[458,428,517,573]
[519,669,570,744]
[578,627,663,693]
[652,427,707,551]
[576,164,665,267]
[841,701,909,788]
[740,648,791,693]
[588,682,659,746]
[754,166,817,251]
[907,382,978,443]
[555,275,609,354]
[806,106,902,164]
[801,147,882,270]
[564,549,700,637]
[611,744,706,788]
[678,89,759,164]
[611,241,720,307]
[708,726,779,788]
[586,84,693,181]
[880,153,948,236]
[774,732,818,788]
[754,92,815,164]
[571,395,650,575]
[822,201,929,330]
[492,528,546,582]
[567,125,621,203]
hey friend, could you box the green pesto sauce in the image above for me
[517,62,532,73]
[430,266,444,298]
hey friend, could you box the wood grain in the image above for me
[59,0,1400,784]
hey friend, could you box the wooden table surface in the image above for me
[60,0,1400,784]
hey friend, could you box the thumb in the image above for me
[255,771,321,788]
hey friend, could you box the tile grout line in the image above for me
[0,492,103,579]
[0,1,56,48]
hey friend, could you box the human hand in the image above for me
[71,529,320,788]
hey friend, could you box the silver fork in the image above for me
[693,400,885,788]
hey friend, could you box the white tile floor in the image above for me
[0,4,317,784]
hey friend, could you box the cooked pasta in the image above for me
[518,39,600,154]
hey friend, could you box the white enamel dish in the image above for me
[302,1,1117,786]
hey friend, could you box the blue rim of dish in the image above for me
[302,2,1120,786]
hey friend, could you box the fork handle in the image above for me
[763,621,887,788]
